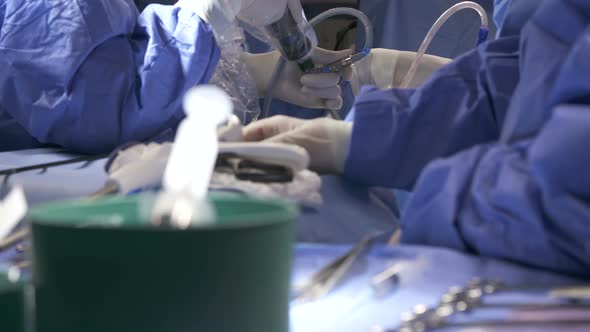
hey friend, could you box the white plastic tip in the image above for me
[182,85,233,125]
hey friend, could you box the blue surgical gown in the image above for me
[345,0,590,276]
[493,0,542,38]
[0,0,220,153]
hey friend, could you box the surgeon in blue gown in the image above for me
[0,0,348,152]
[0,0,220,152]
[244,0,590,277]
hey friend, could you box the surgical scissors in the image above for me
[291,231,390,303]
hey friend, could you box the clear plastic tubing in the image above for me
[399,1,488,89]
[262,7,374,118]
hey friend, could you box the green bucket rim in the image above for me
[27,193,298,231]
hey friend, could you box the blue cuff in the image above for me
[344,87,415,188]
[344,86,412,188]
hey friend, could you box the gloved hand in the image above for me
[175,0,243,37]
[175,0,351,110]
[350,48,451,94]
[242,48,353,110]
[243,115,352,174]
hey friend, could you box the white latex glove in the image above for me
[106,142,173,194]
[242,48,353,110]
[350,48,451,95]
[174,0,243,37]
[243,115,352,174]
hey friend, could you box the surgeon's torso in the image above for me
[499,0,590,143]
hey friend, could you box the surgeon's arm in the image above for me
[345,37,521,189]
[400,103,590,277]
[0,0,220,153]
[400,29,590,276]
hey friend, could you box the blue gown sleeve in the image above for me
[345,37,520,189]
[401,30,590,277]
[0,0,220,153]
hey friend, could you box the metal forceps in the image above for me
[292,232,388,303]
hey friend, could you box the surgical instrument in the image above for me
[0,186,26,241]
[262,7,374,118]
[0,154,108,177]
[91,140,310,197]
[90,109,310,197]
[149,86,231,228]
[376,279,590,332]
[89,114,242,198]
[291,235,370,303]
[291,231,390,303]
[0,229,27,253]
[0,186,28,263]
[304,48,371,75]
[216,154,294,183]
[377,318,590,332]
[370,263,402,299]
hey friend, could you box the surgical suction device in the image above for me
[259,1,374,119]
[239,0,373,74]
[261,1,488,119]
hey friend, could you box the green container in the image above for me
[0,271,26,332]
[27,194,297,332]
